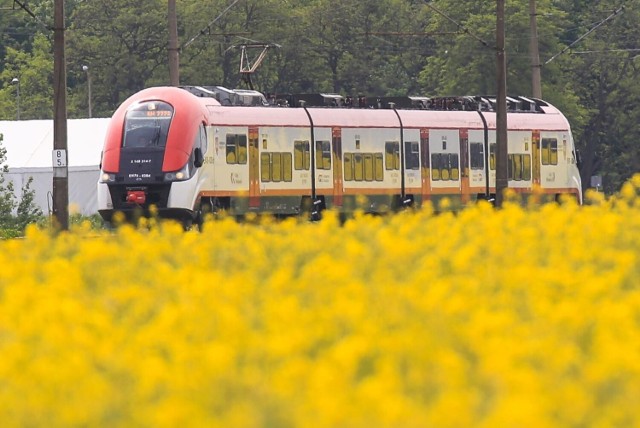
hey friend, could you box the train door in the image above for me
[428,129,461,202]
[402,129,421,202]
[532,130,541,186]
[249,127,260,208]
[459,129,470,202]
[420,128,430,203]
[332,127,343,207]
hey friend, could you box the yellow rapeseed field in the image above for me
[2,178,640,427]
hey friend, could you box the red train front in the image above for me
[97,87,209,225]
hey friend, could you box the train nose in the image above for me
[126,190,146,204]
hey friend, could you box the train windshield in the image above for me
[122,101,174,148]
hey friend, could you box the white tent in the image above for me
[0,118,111,216]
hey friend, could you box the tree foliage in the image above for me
[0,134,43,236]
[0,0,639,192]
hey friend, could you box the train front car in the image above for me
[97,87,209,225]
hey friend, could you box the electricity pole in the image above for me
[53,0,69,230]
[530,0,542,98]
[168,0,180,86]
[495,0,508,207]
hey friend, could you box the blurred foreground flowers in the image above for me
[2,182,640,427]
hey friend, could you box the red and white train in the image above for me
[97,85,582,224]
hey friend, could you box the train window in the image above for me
[364,154,374,181]
[508,154,532,181]
[226,139,236,163]
[507,155,515,181]
[431,153,441,181]
[123,101,173,148]
[193,125,207,159]
[385,142,400,170]
[431,153,458,181]
[523,154,532,180]
[226,134,247,165]
[272,152,282,182]
[450,154,459,180]
[470,142,484,170]
[283,153,293,182]
[261,153,271,182]
[394,142,401,169]
[354,153,364,181]
[199,125,208,155]
[541,138,558,165]
[322,142,331,169]
[514,154,523,181]
[238,141,247,163]
[316,141,332,170]
[294,141,310,170]
[541,139,549,164]
[405,141,420,170]
[507,155,515,180]
[260,152,292,182]
[344,153,354,181]
[304,145,311,170]
[441,157,450,180]
[295,142,303,169]
[514,155,522,180]
[550,140,558,165]
[375,153,384,181]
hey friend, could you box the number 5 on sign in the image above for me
[52,149,67,167]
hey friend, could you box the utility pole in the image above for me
[530,0,542,98]
[168,0,180,86]
[495,0,508,207]
[53,0,69,230]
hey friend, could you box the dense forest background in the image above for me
[0,0,638,193]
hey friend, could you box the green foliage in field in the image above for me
[0,133,43,237]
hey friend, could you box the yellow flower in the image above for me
[2,176,640,426]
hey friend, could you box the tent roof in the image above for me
[0,118,110,169]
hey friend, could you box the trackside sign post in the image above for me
[52,149,67,168]
[53,0,69,230]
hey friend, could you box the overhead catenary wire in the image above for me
[182,0,242,50]
[544,5,625,65]
[570,48,640,54]
[422,0,491,49]
[6,0,52,30]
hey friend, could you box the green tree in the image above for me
[67,0,169,115]
[554,0,640,192]
[0,34,53,120]
[4,0,640,194]
[176,0,290,91]
[0,133,43,235]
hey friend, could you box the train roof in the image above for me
[203,103,568,131]
[127,86,569,131]
[179,85,553,114]
[181,85,269,106]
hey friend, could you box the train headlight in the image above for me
[100,172,116,183]
[164,164,190,182]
